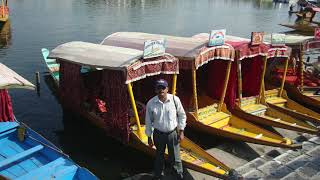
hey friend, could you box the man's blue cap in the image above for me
[155,79,168,88]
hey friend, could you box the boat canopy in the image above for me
[0,63,35,90]
[48,41,179,84]
[192,33,291,60]
[265,34,320,52]
[101,32,235,70]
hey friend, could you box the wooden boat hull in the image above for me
[265,89,320,125]
[186,105,300,149]
[233,106,318,134]
[279,23,317,33]
[285,85,320,113]
[67,107,231,179]
[0,121,98,180]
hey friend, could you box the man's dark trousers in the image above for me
[153,129,183,177]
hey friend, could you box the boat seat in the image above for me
[241,104,267,115]
[260,115,281,122]
[266,97,287,104]
[0,145,44,169]
[199,111,230,125]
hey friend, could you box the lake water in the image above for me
[0,0,302,179]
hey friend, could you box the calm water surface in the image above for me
[0,0,299,179]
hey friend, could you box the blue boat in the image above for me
[0,63,99,180]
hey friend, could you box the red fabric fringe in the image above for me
[0,89,14,122]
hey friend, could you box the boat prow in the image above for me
[41,48,60,86]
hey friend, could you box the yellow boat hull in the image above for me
[286,85,320,113]
[233,96,318,134]
[186,101,300,149]
[265,89,320,124]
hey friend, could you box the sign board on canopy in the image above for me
[208,29,226,47]
[314,28,320,40]
[143,39,166,59]
[271,33,285,46]
[251,32,264,46]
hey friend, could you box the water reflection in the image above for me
[0,20,11,49]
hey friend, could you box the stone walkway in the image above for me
[238,135,320,180]
[124,132,320,180]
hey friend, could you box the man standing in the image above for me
[145,79,186,180]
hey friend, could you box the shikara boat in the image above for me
[264,34,320,114]
[191,33,318,135]
[48,41,233,179]
[280,6,320,33]
[0,63,98,180]
[0,0,8,24]
[101,32,300,148]
[42,48,60,86]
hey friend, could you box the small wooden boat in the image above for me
[42,48,60,86]
[0,63,98,180]
[281,6,320,33]
[48,41,234,179]
[101,32,301,149]
[191,33,318,135]
[0,0,8,24]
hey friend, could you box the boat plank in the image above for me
[0,140,42,174]
[0,129,16,138]
[15,157,69,180]
[0,169,17,179]
[0,122,19,134]
[51,165,78,180]
[0,145,43,169]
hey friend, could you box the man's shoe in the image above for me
[176,173,184,180]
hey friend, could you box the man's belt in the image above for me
[154,127,177,135]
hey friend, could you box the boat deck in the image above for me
[0,122,97,180]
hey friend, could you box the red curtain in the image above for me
[100,70,130,143]
[207,57,263,109]
[0,89,14,122]
[207,61,238,109]
[241,56,264,97]
[59,62,83,112]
